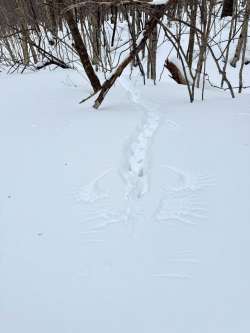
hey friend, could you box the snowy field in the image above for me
[0,68,250,332]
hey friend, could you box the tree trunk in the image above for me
[230,18,248,67]
[92,2,175,109]
[61,2,101,92]
[221,0,235,18]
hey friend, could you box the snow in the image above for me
[0,68,250,333]
[151,0,168,5]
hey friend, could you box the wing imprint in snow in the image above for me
[155,188,207,226]
[75,168,112,203]
[160,165,215,191]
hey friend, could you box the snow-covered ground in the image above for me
[0,68,250,332]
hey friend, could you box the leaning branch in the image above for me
[80,1,176,109]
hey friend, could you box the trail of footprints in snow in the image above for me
[119,78,162,199]
[74,80,215,279]
[125,110,160,199]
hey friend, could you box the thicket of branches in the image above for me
[0,0,249,108]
